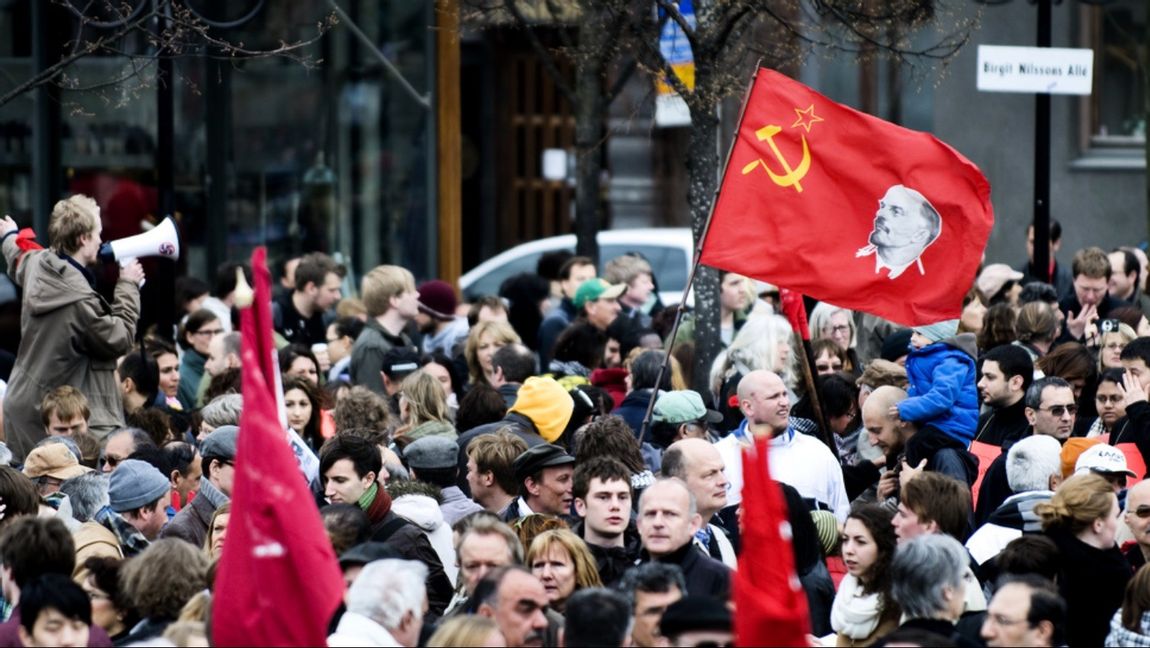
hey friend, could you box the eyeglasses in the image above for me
[1097,394,1124,404]
[102,454,125,470]
[1132,505,1150,519]
[1037,404,1077,417]
[193,328,224,337]
[826,325,850,335]
[816,363,843,372]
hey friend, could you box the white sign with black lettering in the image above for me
[977,45,1093,95]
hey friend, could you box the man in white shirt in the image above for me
[328,559,426,647]
[715,370,849,522]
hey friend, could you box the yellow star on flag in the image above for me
[791,104,823,133]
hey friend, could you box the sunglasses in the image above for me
[1132,505,1150,519]
[1038,404,1078,417]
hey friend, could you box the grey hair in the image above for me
[201,394,243,429]
[891,534,968,620]
[219,332,241,357]
[0,443,11,466]
[1024,376,1072,411]
[59,472,110,523]
[35,435,82,462]
[345,559,428,630]
[713,314,797,393]
[1006,434,1062,493]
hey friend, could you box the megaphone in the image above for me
[98,216,180,265]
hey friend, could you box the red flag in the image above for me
[778,287,810,341]
[735,436,810,646]
[212,247,344,647]
[701,69,993,326]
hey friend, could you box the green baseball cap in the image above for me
[652,390,723,425]
[573,278,626,309]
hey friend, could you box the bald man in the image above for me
[715,370,849,522]
[1124,480,1150,570]
[662,438,735,567]
[863,385,978,495]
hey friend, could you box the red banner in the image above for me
[701,69,993,326]
[735,436,810,646]
[212,248,344,647]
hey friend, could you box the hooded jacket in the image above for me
[898,333,979,445]
[2,239,139,460]
[965,490,1052,567]
[391,493,458,588]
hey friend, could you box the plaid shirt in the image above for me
[94,506,150,557]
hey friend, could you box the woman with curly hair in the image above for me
[1036,472,1131,647]
[119,539,209,643]
[464,321,521,389]
[574,415,656,496]
[526,529,602,613]
[829,505,901,646]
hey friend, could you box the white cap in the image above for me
[1075,444,1137,478]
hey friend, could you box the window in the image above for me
[1083,1,1145,147]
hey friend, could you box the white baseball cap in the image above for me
[1075,444,1137,478]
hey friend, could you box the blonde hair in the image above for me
[1036,472,1115,535]
[400,370,449,426]
[464,321,521,386]
[426,615,501,647]
[48,194,99,254]
[40,385,90,428]
[603,254,652,287]
[525,528,602,601]
[362,265,415,318]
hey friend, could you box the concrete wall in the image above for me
[931,2,1145,268]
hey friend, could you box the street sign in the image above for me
[655,0,695,127]
[977,45,1093,95]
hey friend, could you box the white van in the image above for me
[459,228,695,306]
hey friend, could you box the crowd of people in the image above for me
[3,198,1150,647]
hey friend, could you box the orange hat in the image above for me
[509,377,574,443]
[1060,438,1101,479]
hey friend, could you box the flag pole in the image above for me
[639,66,765,446]
[798,334,838,460]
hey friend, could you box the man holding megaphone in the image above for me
[0,194,145,462]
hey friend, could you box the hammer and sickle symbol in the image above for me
[740,124,811,193]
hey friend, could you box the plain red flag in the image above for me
[701,69,993,326]
[735,435,810,646]
[212,247,344,647]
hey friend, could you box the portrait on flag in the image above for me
[700,69,993,326]
[856,184,943,279]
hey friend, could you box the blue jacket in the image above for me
[898,333,979,444]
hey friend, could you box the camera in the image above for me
[1101,318,1121,333]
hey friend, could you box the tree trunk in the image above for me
[687,105,722,397]
[573,43,604,264]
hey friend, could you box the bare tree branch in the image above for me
[503,0,576,102]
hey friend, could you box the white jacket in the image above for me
[328,611,401,647]
[392,493,458,587]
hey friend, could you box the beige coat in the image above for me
[72,521,123,583]
[2,237,139,460]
